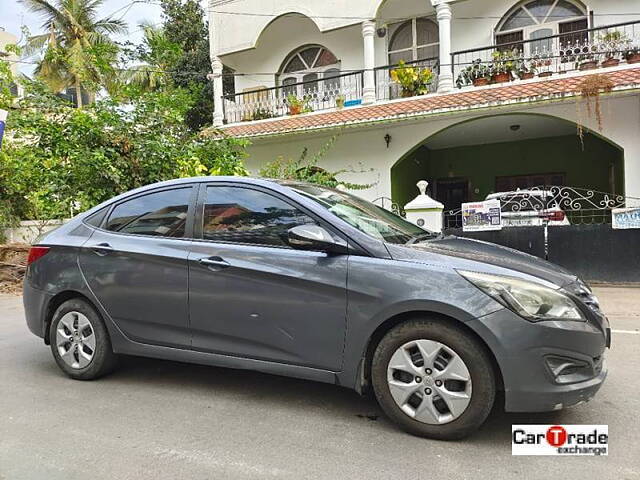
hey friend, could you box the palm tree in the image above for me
[21,0,127,107]
[124,22,181,92]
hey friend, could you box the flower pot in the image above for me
[472,77,490,87]
[627,53,640,64]
[519,72,535,80]
[602,58,620,68]
[400,89,416,98]
[335,98,345,110]
[579,60,598,71]
[491,72,511,84]
[538,71,553,78]
[288,105,302,115]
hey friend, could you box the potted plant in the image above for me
[490,50,516,83]
[576,44,599,70]
[286,94,312,115]
[532,53,553,77]
[598,31,630,68]
[335,95,346,109]
[625,45,640,64]
[390,60,433,97]
[455,59,491,88]
[515,58,536,80]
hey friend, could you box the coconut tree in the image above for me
[20,0,127,107]
[123,22,181,92]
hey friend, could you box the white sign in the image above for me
[512,425,608,456]
[612,207,640,229]
[462,199,502,232]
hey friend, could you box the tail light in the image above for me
[539,211,565,222]
[27,246,50,266]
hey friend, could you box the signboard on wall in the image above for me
[462,200,502,232]
[612,207,640,230]
[0,109,7,149]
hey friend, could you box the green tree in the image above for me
[20,0,127,107]
[159,0,214,130]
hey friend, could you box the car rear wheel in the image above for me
[371,318,496,440]
[49,298,118,380]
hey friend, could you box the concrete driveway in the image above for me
[1,287,638,480]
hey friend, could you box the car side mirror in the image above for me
[287,225,349,254]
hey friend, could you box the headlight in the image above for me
[458,270,585,322]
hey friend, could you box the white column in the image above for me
[436,2,454,93]
[210,57,224,127]
[362,20,376,105]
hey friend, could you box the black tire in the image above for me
[49,298,118,380]
[371,318,496,440]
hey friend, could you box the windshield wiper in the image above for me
[406,232,443,245]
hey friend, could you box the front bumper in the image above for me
[467,307,609,413]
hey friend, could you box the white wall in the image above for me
[0,29,19,76]
[242,93,640,205]
[221,15,363,94]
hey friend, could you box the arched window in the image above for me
[279,46,340,96]
[496,0,587,53]
[388,17,439,65]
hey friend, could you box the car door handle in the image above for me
[198,256,231,269]
[90,243,114,256]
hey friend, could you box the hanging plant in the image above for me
[575,74,615,145]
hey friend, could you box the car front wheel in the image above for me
[371,318,496,440]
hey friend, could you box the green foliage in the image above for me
[259,136,372,191]
[160,0,214,130]
[20,0,127,105]
[390,60,433,96]
[0,70,249,222]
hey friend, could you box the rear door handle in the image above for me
[198,256,231,269]
[90,243,114,256]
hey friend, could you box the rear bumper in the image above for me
[467,308,609,413]
[23,279,53,339]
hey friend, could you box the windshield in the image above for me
[289,183,428,244]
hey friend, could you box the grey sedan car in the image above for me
[23,177,610,439]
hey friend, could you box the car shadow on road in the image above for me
[110,355,583,444]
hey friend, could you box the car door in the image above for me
[188,183,348,371]
[79,185,197,348]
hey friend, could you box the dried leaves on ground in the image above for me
[0,245,29,294]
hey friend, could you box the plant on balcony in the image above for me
[455,59,491,88]
[597,31,630,68]
[244,108,274,122]
[624,45,640,64]
[575,44,599,71]
[490,50,516,83]
[335,95,346,109]
[532,53,553,77]
[390,60,433,97]
[515,58,537,80]
[286,94,313,115]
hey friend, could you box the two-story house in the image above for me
[206,0,640,211]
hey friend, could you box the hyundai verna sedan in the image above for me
[23,177,610,439]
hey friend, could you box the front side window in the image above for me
[496,0,587,51]
[388,17,439,65]
[289,184,426,245]
[105,188,192,238]
[202,186,317,247]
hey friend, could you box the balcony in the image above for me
[451,20,640,89]
[222,58,439,125]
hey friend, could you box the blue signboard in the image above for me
[0,109,6,149]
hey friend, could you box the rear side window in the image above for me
[105,188,192,237]
[202,186,316,247]
[85,207,108,228]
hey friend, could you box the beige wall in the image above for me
[0,28,19,76]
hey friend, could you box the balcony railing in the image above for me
[222,71,364,124]
[451,20,640,89]
[222,57,440,124]
[375,57,439,101]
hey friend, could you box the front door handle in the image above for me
[90,243,114,256]
[198,256,231,269]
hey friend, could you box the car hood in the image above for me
[387,235,577,287]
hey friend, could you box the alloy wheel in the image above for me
[56,311,96,369]
[386,339,472,424]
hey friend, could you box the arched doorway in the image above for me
[390,113,624,211]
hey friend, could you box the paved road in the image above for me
[1,288,639,480]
